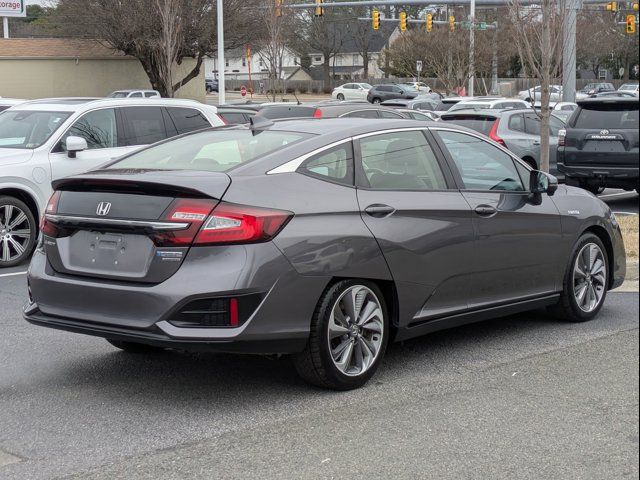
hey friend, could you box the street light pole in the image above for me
[562,0,578,102]
[469,0,476,96]
[217,0,226,105]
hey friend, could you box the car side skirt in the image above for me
[395,293,561,342]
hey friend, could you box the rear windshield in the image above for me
[258,106,317,119]
[440,116,497,135]
[106,129,311,172]
[573,103,639,129]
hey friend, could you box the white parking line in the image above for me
[0,271,28,278]
[613,211,638,216]
[599,192,637,199]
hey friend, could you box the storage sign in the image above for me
[0,0,26,17]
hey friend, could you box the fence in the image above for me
[224,77,629,96]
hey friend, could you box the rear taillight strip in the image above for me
[44,214,190,231]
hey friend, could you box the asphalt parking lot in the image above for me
[0,269,638,479]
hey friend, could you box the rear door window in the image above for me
[342,110,379,119]
[573,103,639,129]
[379,110,404,119]
[129,92,143,98]
[167,107,211,134]
[358,130,448,190]
[120,106,167,145]
[220,112,248,124]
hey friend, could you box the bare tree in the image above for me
[54,0,256,97]
[255,0,299,100]
[508,0,565,172]
[296,10,345,87]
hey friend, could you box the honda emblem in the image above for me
[96,202,112,216]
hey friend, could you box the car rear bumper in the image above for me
[558,163,639,188]
[24,244,330,354]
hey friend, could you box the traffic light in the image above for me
[275,0,282,17]
[372,9,380,30]
[606,1,617,12]
[315,0,324,17]
[426,13,433,32]
[399,11,407,32]
[627,14,636,34]
[449,15,455,32]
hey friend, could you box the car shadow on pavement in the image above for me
[42,306,592,407]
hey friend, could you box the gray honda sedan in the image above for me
[24,118,626,390]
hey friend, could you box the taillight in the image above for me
[488,119,507,147]
[152,198,217,246]
[558,128,566,147]
[313,108,323,118]
[39,191,61,237]
[194,202,292,245]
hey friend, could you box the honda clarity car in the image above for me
[24,118,626,390]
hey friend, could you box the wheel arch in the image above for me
[521,156,538,170]
[0,187,40,229]
[582,225,615,289]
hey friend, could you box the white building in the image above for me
[205,46,301,81]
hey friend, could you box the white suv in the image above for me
[0,97,225,267]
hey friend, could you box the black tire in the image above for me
[0,196,38,268]
[371,97,382,104]
[548,233,609,322]
[336,93,345,100]
[107,339,166,354]
[293,279,389,390]
[578,181,603,195]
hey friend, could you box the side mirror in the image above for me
[65,136,88,158]
[530,170,558,196]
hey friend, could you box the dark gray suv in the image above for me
[367,84,419,104]
[24,119,626,390]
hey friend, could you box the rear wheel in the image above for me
[578,181,604,195]
[371,97,381,104]
[548,233,608,322]
[336,93,345,100]
[293,280,389,390]
[107,339,166,354]
[0,196,37,268]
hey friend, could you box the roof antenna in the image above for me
[249,115,274,135]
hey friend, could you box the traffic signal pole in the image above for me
[217,0,226,105]
[562,0,579,102]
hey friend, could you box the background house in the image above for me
[0,38,204,100]
[205,46,301,81]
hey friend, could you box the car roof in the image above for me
[577,97,639,105]
[111,89,158,93]
[8,97,217,112]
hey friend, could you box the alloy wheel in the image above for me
[572,243,607,313]
[327,285,384,377]
[0,204,32,263]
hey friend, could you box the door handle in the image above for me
[533,140,541,146]
[364,204,395,218]
[474,205,497,216]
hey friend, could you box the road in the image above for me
[599,188,639,216]
[0,266,638,479]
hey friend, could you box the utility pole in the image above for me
[491,22,498,94]
[562,0,579,102]
[468,0,476,96]
[217,0,226,105]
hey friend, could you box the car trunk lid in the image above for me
[44,169,231,283]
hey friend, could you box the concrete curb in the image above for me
[613,260,639,292]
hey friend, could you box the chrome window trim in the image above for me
[266,138,354,174]
[45,214,190,231]
[267,127,431,175]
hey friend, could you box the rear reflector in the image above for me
[194,202,292,245]
[313,108,323,118]
[168,295,261,328]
